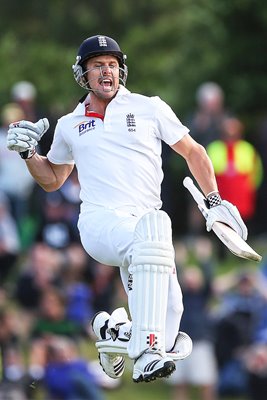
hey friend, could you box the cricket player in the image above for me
[7,35,247,383]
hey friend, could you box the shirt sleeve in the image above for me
[47,121,74,165]
[151,96,190,145]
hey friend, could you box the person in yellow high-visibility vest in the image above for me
[207,117,263,227]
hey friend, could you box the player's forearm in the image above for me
[25,153,60,192]
[172,135,219,197]
[186,143,219,197]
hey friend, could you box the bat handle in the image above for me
[183,176,206,206]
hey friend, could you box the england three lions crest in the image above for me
[126,113,136,132]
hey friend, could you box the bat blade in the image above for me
[183,177,262,262]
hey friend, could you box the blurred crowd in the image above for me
[0,80,267,400]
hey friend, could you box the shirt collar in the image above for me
[73,85,130,116]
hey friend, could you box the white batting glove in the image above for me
[203,197,248,241]
[7,118,50,159]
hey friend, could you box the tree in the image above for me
[0,0,266,125]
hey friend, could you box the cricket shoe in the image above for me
[133,350,176,383]
[91,308,131,379]
[166,331,193,361]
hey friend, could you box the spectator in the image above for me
[11,81,38,123]
[11,80,55,156]
[0,103,34,225]
[30,286,85,339]
[188,82,227,148]
[58,167,81,227]
[241,270,267,400]
[91,260,122,314]
[0,192,20,285]
[0,308,25,384]
[256,256,267,301]
[28,286,86,383]
[213,270,265,397]
[14,242,62,313]
[243,301,267,400]
[62,243,95,326]
[32,185,81,250]
[43,335,106,400]
[244,343,267,400]
[207,117,263,233]
[167,252,218,400]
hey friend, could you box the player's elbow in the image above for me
[40,162,72,192]
[38,182,62,192]
[37,174,65,192]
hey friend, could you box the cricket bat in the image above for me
[183,176,262,262]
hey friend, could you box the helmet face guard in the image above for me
[72,35,128,91]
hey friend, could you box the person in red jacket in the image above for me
[207,117,263,230]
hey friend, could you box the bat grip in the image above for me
[183,177,206,206]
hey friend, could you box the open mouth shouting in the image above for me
[99,77,114,92]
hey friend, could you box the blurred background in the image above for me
[0,0,267,399]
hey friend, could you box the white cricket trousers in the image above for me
[78,205,184,351]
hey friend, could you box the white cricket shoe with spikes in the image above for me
[133,350,176,383]
[91,307,193,380]
[91,308,131,379]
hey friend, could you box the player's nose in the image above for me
[101,65,112,75]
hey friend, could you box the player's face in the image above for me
[85,55,120,99]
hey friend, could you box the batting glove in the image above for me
[202,192,248,240]
[7,118,50,159]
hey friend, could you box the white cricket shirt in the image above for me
[47,86,189,211]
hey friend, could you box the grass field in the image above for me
[104,370,248,400]
[106,377,173,400]
[89,348,248,400]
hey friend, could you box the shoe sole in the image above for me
[133,360,176,383]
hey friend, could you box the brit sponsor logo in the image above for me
[74,120,96,136]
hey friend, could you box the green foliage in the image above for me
[0,0,267,122]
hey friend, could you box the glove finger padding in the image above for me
[7,129,39,153]
[9,118,49,137]
[34,118,50,137]
[8,128,40,142]
[206,200,248,241]
[8,139,37,152]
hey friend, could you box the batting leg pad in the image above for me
[127,210,175,359]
